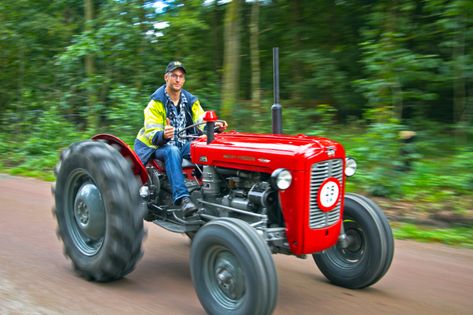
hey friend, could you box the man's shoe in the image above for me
[180,197,197,218]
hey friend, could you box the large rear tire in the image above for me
[190,218,278,315]
[313,193,394,289]
[53,141,145,282]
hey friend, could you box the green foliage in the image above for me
[191,77,222,113]
[0,134,8,160]
[0,0,471,216]
[3,0,472,128]
[104,84,146,143]
[355,7,442,120]
[283,103,337,136]
[287,50,351,107]
[400,148,473,211]
[345,107,404,197]
[393,223,473,248]
[1,104,85,180]
[25,106,79,155]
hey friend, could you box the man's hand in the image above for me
[215,120,228,132]
[164,118,175,139]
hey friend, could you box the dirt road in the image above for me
[1,174,472,315]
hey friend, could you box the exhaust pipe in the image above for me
[272,47,283,134]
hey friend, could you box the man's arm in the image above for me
[143,100,169,146]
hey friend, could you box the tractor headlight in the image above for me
[271,168,292,190]
[345,157,357,177]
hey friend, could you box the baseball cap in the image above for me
[166,61,186,74]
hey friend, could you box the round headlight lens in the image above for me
[271,168,292,190]
[345,157,357,177]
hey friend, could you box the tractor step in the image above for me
[147,203,202,233]
[153,218,201,233]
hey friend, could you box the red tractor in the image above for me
[53,50,393,315]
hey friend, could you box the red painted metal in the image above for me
[190,131,346,255]
[93,130,347,255]
[203,110,218,122]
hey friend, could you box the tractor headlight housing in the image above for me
[271,168,292,190]
[345,157,357,177]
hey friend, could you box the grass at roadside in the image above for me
[8,164,55,182]
[392,223,473,249]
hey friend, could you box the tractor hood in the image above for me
[190,131,345,172]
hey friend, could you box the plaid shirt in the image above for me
[164,90,189,147]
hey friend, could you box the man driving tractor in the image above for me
[134,61,227,218]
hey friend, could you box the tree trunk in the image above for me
[221,0,241,122]
[17,43,25,134]
[250,0,261,125]
[387,1,403,121]
[84,0,97,130]
[290,0,303,102]
[451,1,468,145]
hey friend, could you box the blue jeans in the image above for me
[154,142,191,204]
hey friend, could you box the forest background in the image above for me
[0,0,472,243]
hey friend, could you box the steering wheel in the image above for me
[177,120,226,140]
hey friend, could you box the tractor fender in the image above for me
[91,134,149,184]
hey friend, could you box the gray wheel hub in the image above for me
[74,183,105,240]
[214,252,245,301]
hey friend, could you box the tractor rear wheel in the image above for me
[53,141,145,282]
[313,193,394,289]
[190,218,278,315]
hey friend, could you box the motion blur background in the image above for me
[0,0,471,243]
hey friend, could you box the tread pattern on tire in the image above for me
[313,193,394,289]
[190,218,278,315]
[53,140,146,282]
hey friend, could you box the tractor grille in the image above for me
[309,159,343,229]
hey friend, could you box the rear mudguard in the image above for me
[92,134,149,184]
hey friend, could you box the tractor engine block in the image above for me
[201,166,275,214]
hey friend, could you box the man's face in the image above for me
[165,69,185,93]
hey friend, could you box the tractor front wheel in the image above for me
[190,218,278,315]
[313,193,394,289]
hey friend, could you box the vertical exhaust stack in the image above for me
[272,47,283,134]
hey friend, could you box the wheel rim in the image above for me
[329,218,366,267]
[65,169,106,256]
[203,245,246,309]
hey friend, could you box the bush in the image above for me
[346,107,404,197]
[104,84,145,144]
[400,148,473,211]
[24,105,81,156]
[284,103,337,136]
[6,104,85,179]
